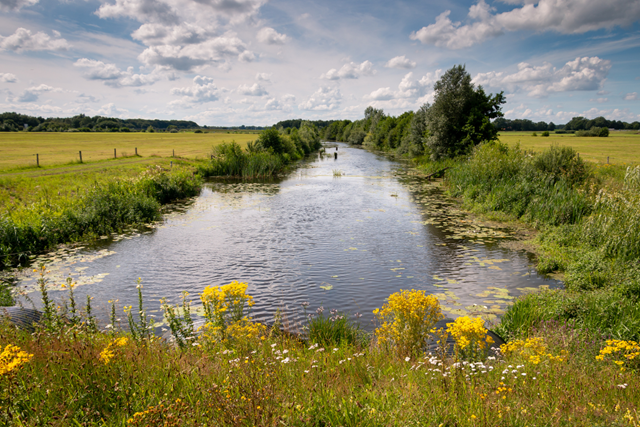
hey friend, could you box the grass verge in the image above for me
[416,141,640,342]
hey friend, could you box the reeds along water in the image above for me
[0,168,202,270]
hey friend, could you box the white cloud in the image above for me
[589,97,608,103]
[265,94,295,111]
[298,86,341,111]
[473,56,611,97]
[411,0,640,49]
[256,72,271,82]
[132,23,213,46]
[74,58,163,87]
[0,73,17,83]
[10,84,62,103]
[0,28,70,52]
[238,50,255,62]
[170,75,220,104]
[96,0,179,24]
[237,82,267,96]
[321,61,375,80]
[137,32,250,71]
[0,0,38,12]
[624,92,638,100]
[366,70,442,101]
[385,55,416,69]
[256,27,287,45]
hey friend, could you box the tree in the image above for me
[424,65,505,160]
[257,128,284,154]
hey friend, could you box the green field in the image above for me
[498,131,640,165]
[0,132,257,171]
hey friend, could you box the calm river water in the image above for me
[18,143,561,332]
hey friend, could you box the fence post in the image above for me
[173,149,175,157]
[135,147,138,156]
[36,153,39,167]
[79,151,83,163]
[114,148,117,159]
[607,156,609,164]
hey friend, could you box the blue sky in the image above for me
[1,0,639,126]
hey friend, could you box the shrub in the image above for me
[541,131,550,137]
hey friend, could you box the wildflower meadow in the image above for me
[0,270,638,426]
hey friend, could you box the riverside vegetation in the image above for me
[0,123,323,291]
[1,271,639,426]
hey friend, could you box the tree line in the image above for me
[0,113,199,132]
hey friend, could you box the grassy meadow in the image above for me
[0,131,257,171]
[498,131,640,165]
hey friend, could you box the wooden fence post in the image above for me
[114,148,117,159]
[36,154,39,167]
[135,147,138,156]
[79,151,83,163]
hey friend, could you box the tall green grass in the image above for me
[425,142,640,341]
[199,142,286,178]
[0,168,202,271]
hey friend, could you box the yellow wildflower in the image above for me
[0,344,33,376]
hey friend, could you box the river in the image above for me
[17,143,561,332]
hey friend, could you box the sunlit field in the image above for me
[0,131,257,171]
[498,131,640,165]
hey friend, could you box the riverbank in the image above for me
[1,278,638,426]
[414,141,640,342]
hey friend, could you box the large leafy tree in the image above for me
[425,65,505,160]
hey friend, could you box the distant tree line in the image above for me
[494,116,640,132]
[0,112,199,132]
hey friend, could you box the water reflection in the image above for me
[17,143,561,332]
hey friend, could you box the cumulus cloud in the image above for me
[298,86,341,111]
[411,0,640,49]
[237,82,267,96]
[0,0,37,11]
[0,73,17,83]
[472,56,611,97]
[0,28,70,52]
[265,94,295,111]
[255,72,271,82]
[366,70,442,101]
[96,0,266,71]
[74,58,162,87]
[170,75,220,104]
[321,61,375,80]
[137,32,251,71]
[10,84,62,103]
[256,27,287,45]
[624,92,638,101]
[385,55,416,69]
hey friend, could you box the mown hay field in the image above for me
[0,132,257,172]
[498,131,640,165]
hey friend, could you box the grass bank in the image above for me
[416,142,640,342]
[1,279,638,426]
